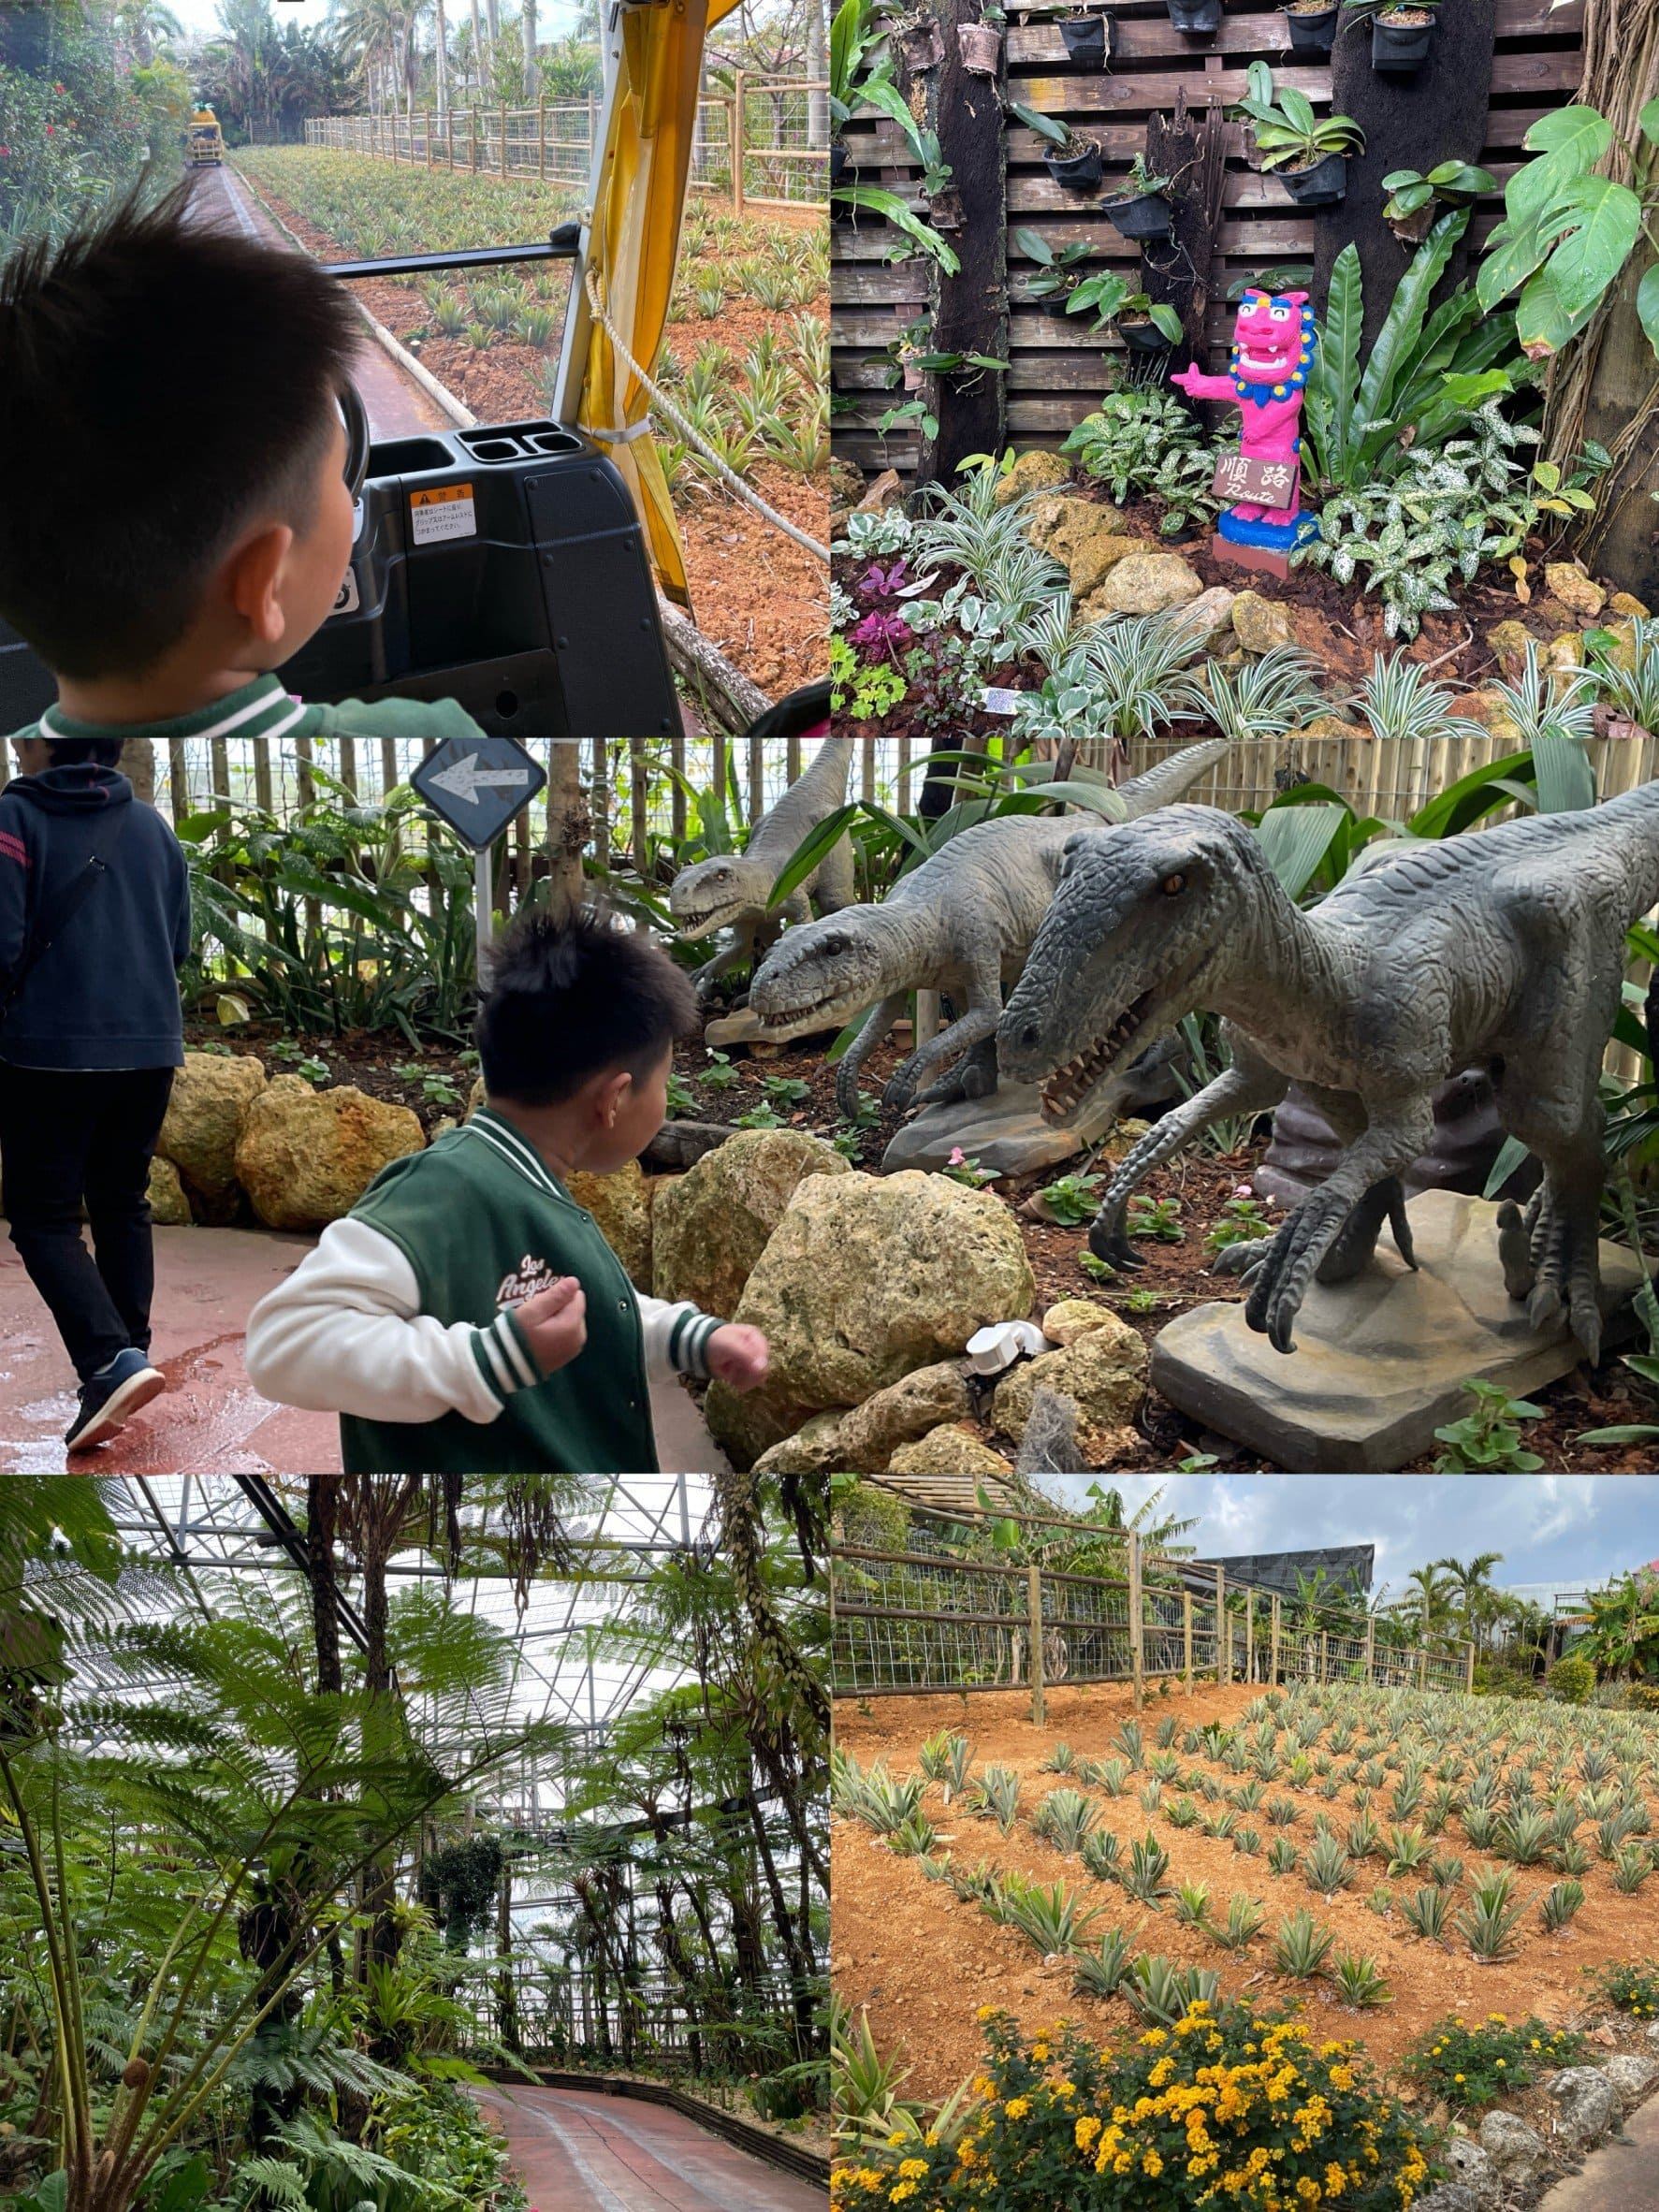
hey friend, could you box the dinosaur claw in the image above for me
[1528,1282,1564,1335]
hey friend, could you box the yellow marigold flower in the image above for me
[1003,2098,1030,2120]
[897,2161,927,2181]
[924,2132,938,2147]
[1032,2043,1050,2061]
[956,2144,975,2168]
[1055,2080,1075,2099]
[1143,2151,1164,2176]
[888,2132,907,2147]
[1142,2028,1169,2047]
[977,2005,994,2021]
[1075,2116,1102,2149]
[1454,2074,1464,2085]
[888,2185,916,2205]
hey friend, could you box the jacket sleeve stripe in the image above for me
[498,1307,540,1390]
[469,1327,511,1407]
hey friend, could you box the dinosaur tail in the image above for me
[1115,737,1232,819]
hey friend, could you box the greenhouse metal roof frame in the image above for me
[91,1475,725,1803]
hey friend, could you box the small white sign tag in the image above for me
[981,686,1022,716]
[409,482,478,546]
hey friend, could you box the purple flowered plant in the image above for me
[858,560,910,601]
[851,610,910,651]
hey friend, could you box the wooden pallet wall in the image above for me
[833,0,1584,475]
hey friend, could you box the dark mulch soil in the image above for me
[182,1020,475,1135]
[836,467,1626,743]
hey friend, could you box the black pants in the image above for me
[0,1064,176,1383]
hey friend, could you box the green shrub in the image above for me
[833,2001,1434,2208]
[1629,1681,1659,1712]
[1400,2013,1585,2110]
[1549,1655,1596,1706]
[1593,1959,1659,2019]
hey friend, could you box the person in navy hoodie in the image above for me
[0,735,191,1450]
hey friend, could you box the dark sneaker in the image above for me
[65,1347,166,1452]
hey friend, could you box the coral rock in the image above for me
[234,1078,425,1232]
[1041,1298,1123,1346]
[1600,2052,1659,2112]
[1475,2112,1546,2184]
[147,1154,193,1228]
[158,1050,268,1204]
[1546,2066,1620,2147]
[1079,551,1202,623]
[705,1169,1036,1465]
[994,449,1073,506]
[888,1424,1014,1477]
[993,1317,1149,1447]
[1485,619,1537,679]
[1230,589,1295,655]
[651,1128,850,1317]
[568,1159,653,1291]
[837,1361,973,1470]
[1542,561,1606,621]
[751,1410,853,1477]
[1608,590,1651,619]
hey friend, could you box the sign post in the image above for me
[409,735,548,977]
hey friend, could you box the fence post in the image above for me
[1215,1566,1225,1683]
[253,741,273,817]
[630,739,650,880]
[539,93,546,180]
[1419,1644,1429,1691]
[1364,1614,1375,1685]
[1465,1640,1475,1691]
[426,109,433,165]
[1183,1593,1192,1695]
[167,739,191,819]
[1320,1629,1330,1683]
[472,108,479,170]
[1270,1594,1281,1686]
[1245,1588,1256,1685]
[500,101,508,177]
[732,70,745,214]
[1128,1530,1144,1712]
[1026,1564,1045,1730]
[590,738,611,864]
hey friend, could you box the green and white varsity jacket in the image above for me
[245,1107,725,1476]
[21,669,487,750]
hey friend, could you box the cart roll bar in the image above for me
[321,224,582,283]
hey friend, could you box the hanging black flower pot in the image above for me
[1043,141,1104,190]
[830,142,849,186]
[1281,152,1347,206]
[1372,6,1435,70]
[1034,288,1078,318]
[1116,314,1172,353]
[1282,0,1339,51]
[1104,189,1172,239]
[1059,13,1108,65]
[1166,0,1223,33]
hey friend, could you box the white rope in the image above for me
[583,266,830,563]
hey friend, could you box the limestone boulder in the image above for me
[830,456,866,510]
[158,1050,268,1203]
[837,1361,973,1470]
[994,448,1072,506]
[1600,2052,1659,2112]
[234,1077,425,1232]
[1475,2111,1546,2185]
[1609,590,1651,618]
[1298,713,1370,745]
[1596,618,1641,676]
[1230,589,1295,655]
[147,1154,193,1227]
[704,1169,1036,1464]
[1435,2140,1498,2210]
[1410,2189,1482,2212]
[752,1411,853,1477]
[466,1076,486,1119]
[1543,561,1605,621]
[568,1159,652,1290]
[1041,1298,1123,1346]
[992,1317,1149,1448]
[1171,585,1236,651]
[1448,690,1525,744]
[651,1128,851,1318]
[1079,551,1201,624]
[1546,2066,1620,2147]
[1039,503,1145,595]
[1485,618,1539,679]
[889,1425,1013,1478]
[1545,631,1585,675]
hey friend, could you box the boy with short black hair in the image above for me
[0,734,192,1448]
[245,903,770,1475]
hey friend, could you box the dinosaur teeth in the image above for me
[1037,992,1157,1119]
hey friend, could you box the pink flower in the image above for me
[1233,1182,1252,1199]
[44,124,52,136]
[948,1148,967,1166]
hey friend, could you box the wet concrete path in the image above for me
[1536,2092,1659,2210]
[472,2083,823,2212]
[0,1225,727,1476]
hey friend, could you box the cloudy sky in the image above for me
[1038,1476,1659,1604]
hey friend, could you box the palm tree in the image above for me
[1434,1551,1504,1650]
[1402,1562,1459,1636]
[1575,1570,1659,1681]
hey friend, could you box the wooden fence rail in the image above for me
[305,77,830,212]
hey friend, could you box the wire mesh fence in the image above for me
[303,79,830,211]
[831,1501,1474,1716]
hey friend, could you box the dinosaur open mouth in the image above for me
[753,987,860,1032]
[675,898,748,940]
[1039,988,1158,1120]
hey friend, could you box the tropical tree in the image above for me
[1434,1551,1506,1652]
[1572,1568,1659,1681]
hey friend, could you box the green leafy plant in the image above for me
[1070,1926,1138,2000]
[1433,1379,1546,1473]
[1037,1171,1106,1227]
[1272,1907,1335,1976]
[1540,1878,1585,1930]
[1121,1833,1173,1906]
[1236,63,1363,172]
[1128,1195,1185,1244]
[1382,160,1497,237]
[1332,1952,1390,2009]
[1033,1786,1099,1855]
[1124,1957,1220,2028]
[1401,2012,1584,2109]
[1060,386,1222,532]
[1400,1885,1450,1942]
[1008,614,1205,750]
[1455,1865,1527,1961]
[966,1764,1022,1835]
[1011,226,1094,307]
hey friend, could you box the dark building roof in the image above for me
[1199,1546,1375,1600]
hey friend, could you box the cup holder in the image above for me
[466,436,528,461]
[527,429,583,456]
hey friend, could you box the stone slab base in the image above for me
[883,1080,1120,1176]
[1211,531,1292,580]
[1148,1188,1645,1473]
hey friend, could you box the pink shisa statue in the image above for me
[1171,287,1320,575]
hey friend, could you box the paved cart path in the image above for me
[0,1225,728,1476]
[1536,2091,1659,2210]
[189,163,451,441]
[472,2083,823,2212]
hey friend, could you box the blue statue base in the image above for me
[1216,507,1322,553]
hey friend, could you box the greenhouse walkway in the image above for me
[472,2082,824,2212]
[0,1226,729,1475]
